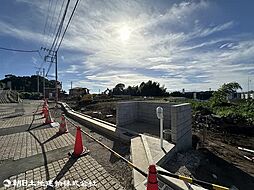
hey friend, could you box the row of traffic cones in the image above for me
[41,99,54,125]
[39,99,89,158]
[56,113,89,158]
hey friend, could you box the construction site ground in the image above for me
[70,100,254,190]
[0,100,132,189]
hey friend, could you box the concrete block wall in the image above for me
[116,102,138,126]
[116,101,192,151]
[171,103,192,151]
[137,102,172,129]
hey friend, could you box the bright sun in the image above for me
[118,25,131,42]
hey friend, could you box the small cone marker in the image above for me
[146,165,158,190]
[40,100,48,114]
[44,109,54,124]
[43,106,48,118]
[69,127,89,158]
[57,114,68,134]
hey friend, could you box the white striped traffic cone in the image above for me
[57,114,68,134]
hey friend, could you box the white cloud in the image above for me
[1,0,254,92]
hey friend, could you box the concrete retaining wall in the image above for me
[116,102,138,126]
[117,101,173,129]
[171,103,192,151]
[116,101,192,151]
[137,102,172,129]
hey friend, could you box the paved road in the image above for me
[0,100,125,190]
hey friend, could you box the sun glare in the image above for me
[118,25,131,42]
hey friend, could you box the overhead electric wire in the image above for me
[50,0,70,52]
[46,0,71,77]
[40,0,54,72]
[56,0,81,51]
[42,0,53,48]
[52,0,66,45]
[0,47,39,53]
[46,0,81,76]
[47,0,59,46]
[45,0,56,47]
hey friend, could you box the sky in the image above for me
[0,0,254,93]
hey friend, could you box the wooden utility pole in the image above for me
[36,71,39,93]
[41,47,58,104]
[55,51,58,103]
[43,68,45,99]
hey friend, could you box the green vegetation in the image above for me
[19,92,41,100]
[0,74,55,92]
[210,82,242,106]
[111,80,168,96]
[188,82,253,126]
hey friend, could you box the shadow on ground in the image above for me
[164,148,254,190]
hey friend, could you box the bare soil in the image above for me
[164,130,254,190]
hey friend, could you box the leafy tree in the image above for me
[0,75,55,92]
[169,91,184,97]
[111,81,168,96]
[211,82,242,106]
[112,83,125,95]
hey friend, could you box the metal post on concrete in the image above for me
[156,107,164,149]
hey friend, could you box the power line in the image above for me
[42,0,53,47]
[45,0,70,76]
[50,0,70,52]
[52,0,66,44]
[56,0,81,51]
[0,46,39,53]
[47,0,59,46]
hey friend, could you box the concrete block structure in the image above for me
[116,101,192,151]
[171,103,192,151]
[117,101,173,129]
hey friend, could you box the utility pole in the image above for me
[248,76,251,99]
[43,68,45,99]
[41,47,58,104]
[55,51,58,103]
[71,81,73,89]
[36,71,39,93]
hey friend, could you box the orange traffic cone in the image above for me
[41,105,47,117]
[146,165,158,190]
[57,114,68,134]
[69,127,89,158]
[40,100,48,114]
[44,109,54,124]
[43,106,49,118]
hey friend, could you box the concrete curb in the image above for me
[59,102,139,143]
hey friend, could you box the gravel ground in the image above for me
[50,104,134,190]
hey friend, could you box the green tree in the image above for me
[211,82,242,106]
[112,83,125,95]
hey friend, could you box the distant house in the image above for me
[227,92,254,100]
[69,87,89,97]
[227,92,242,100]
[241,92,254,99]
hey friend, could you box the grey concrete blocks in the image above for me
[171,103,192,151]
[116,102,138,127]
[117,101,192,152]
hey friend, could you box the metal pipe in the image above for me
[160,118,163,149]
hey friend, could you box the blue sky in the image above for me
[0,0,254,93]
